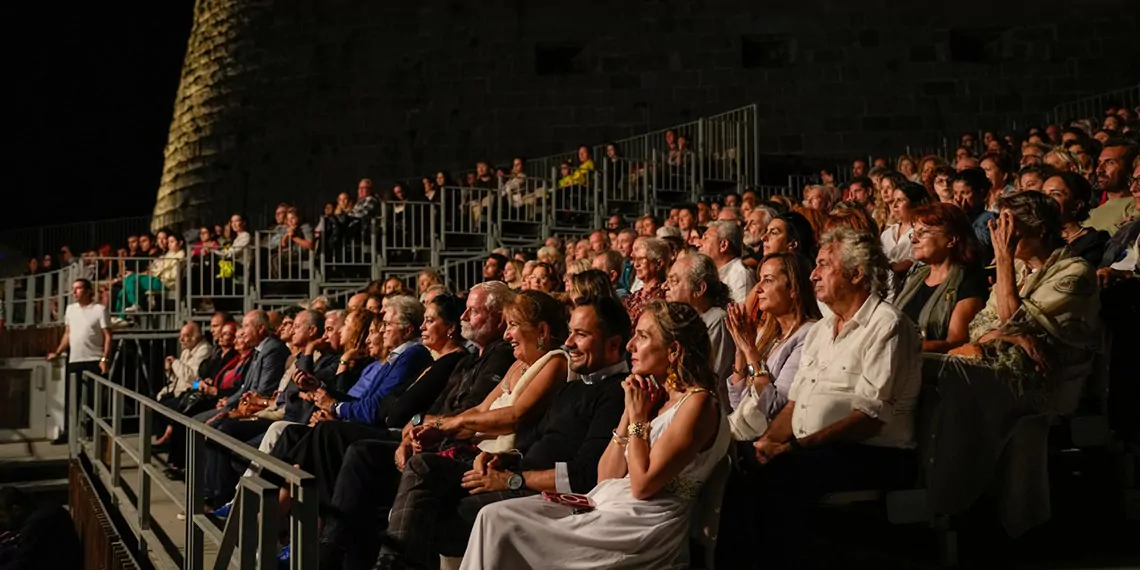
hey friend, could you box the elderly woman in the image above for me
[526,261,559,293]
[716,228,922,568]
[664,252,734,403]
[926,192,1101,536]
[623,237,669,325]
[725,253,820,436]
[893,203,987,353]
[461,300,729,569]
[116,233,186,315]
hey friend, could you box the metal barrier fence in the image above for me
[440,254,489,295]
[319,217,379,284]
[550,170,600,234]
[1048,84,1140,127]
[72,370,318,570]
[380,201,439,269]
[93,256,186,330]
[254,230,318,302]
[600,157,654,221]
[441,187,495,255]
[0,216,152,259]
[1,264,81,328]
[496,174,553,246]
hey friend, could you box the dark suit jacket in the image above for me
[224,336,288,409]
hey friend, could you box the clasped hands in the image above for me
[460,451,513,495]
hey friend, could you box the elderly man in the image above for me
[346,291,371,312]
[330,296,631,569]
[743,205,775,269]
[158,322,211,400]
[700,220,756,303]
[614,228,638,290]
[588,229,610,254]
[716,228,922,567]
[665,252,735,403]
[315,283,516,564]
[717,206,743,225]
[163,310,288,480]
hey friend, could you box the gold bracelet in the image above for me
[626,422,649,441]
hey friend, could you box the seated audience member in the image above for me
[881,181,932,299]
[1084,139,1137,233]
[664,252,734,404]
[591,249,630,298]
[566,269,618,302]
[675,203,702,245]
[717,228,922,569]
[947,191,1101,415]
[725,253,820,430]
[824,205,879,236]
[0,486,82,570]
[192,226,220,257]
[892,203,987,353]
[873,170,908,230]
[526,261,559,293]
[700,221,756,303]
[1040,171,1109,265]
[502,259,524,290]
[416,269,442,301]
[116,233,186,314]
[349,297,631,570]
[952,167,997,259]
[165,310,287,477]
[214,214,252,260]
[199,309,331,505]
[1043,147,1080,174]
[920,192,1102,535]
[931,166,956,204]
[460,300,729,570]
[562,259,592,291]
[157,322,212,401]
[622,237,669,325]
[263,296,468,509]
[761,211,818,260]
[1017,164,1055,193]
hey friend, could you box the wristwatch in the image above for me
[411,413,424,427]
[507,472,525,491]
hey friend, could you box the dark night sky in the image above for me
[6,2,194,230]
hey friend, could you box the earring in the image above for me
[665,363,682,392]
[537,337,545,352]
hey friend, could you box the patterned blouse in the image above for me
[623,281,665,326]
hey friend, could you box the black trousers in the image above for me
[319,439,405,570]
[277,421,400,507]
[167,404,222,470]
[204,417,276,505]
[64,361,101,435]
[714,442,916,570]
[380,452,536,569]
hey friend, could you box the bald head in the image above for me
[347,292,371,312]
[179,322,203,350]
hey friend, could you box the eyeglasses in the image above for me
[1129,175,1140,186]
[912,228,945,240]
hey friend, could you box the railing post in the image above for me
[370,220,380,282]
[92,376,103,462]
[68,371,79,456]
[290,478,319,570]
[110,389,123,489]
[137,403,152,555]
[185,430,206,570]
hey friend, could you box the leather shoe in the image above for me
[163,466,185,481]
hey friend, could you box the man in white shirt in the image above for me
[664,252,735,405]
[715,227,922,567]
[700,221,756,303]
[46,279,112,445]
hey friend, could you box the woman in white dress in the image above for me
[460,300,731,570]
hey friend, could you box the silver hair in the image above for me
[819,227,890,298]
[719,206,742,220]
[707,220,744,257]
[326,309,344,323]
[537,245,562,262]
[183,321,203,341]
[471,281,515,315]
[640,237,670,262]
[296,309,323,331]
[655,226,682,239]
[246,309,271,331]
[754,205,777,228]
[681,253,730,308]
[385,295,425,330]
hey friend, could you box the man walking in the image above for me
[46,279,111,445]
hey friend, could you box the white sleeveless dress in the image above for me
[475,349,568,454]
[460,390,731,570]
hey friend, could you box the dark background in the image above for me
[5,2,194,230]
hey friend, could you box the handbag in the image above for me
[176,389,209,414]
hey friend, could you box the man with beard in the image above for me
[315,283,516,568]
[743,205,775,269]
[1085,139,1138,234]
[344,296,630,570]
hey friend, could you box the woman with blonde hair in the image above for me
[897,154,919,182]
[461,300,729,569]
[565,269,618,303]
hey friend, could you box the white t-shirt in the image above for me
[718,257,756,304]
[65,302,110,363]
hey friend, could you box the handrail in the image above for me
[73,369,318,570]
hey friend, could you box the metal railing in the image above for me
[1047,84,1140,127]
[318,217,379,284]
[1,264,82,328]
[254,230,318,301]
[441,187,495,255]
[380,201,439,269]
[72,370,318,570]
[0,215,152,259]
[440,253,490,294]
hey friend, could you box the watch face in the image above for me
[411,414,423,427]
[508,473,523,491]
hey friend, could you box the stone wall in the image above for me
[153,0,1140,227]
